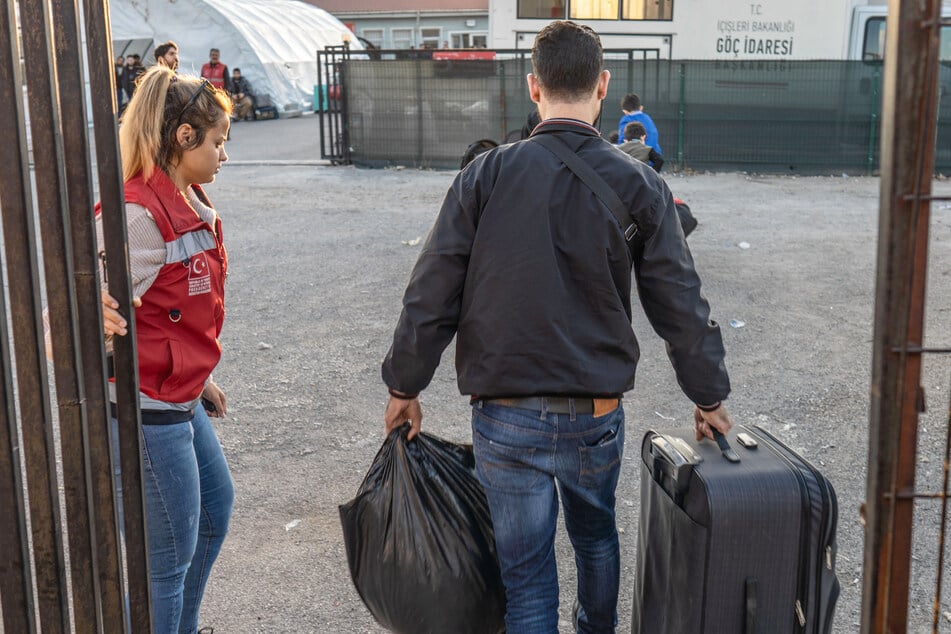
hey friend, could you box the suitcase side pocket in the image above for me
[632,455,709,633]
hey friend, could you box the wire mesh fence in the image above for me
[331,54,951,174]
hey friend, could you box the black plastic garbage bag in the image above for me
[339,425,506,634]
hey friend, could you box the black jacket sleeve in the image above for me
[649,148,665,173]
[633,183,730,405]
[381,173,477,394]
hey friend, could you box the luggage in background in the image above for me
[673,197,698,237]
[253,93,278,120]
[632,425,839,633]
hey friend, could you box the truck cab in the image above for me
[848,3,951,61]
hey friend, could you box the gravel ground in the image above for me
[188,115,951,633]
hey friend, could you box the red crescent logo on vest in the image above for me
[188,252,211,296]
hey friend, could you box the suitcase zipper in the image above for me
[754,425,840,633]
[751,426,813,632]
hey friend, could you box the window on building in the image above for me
[450,32,489,48]
[570,0,617,20]
[518,0,565,19]
[361,28,383,49]
[420,27,441,49]
[623,0,672,19]
[392,27,414,49]
[563,0,673,20]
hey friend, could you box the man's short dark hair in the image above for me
[210,48,220,54]
[154,40,177,61]
[531,21,602,102]
[621,93,642,112]
[233,68,241,74]
[624,122,647,142]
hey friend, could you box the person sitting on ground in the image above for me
[154,40,179,72]
[229,68,255,121]
[618,121,664,172]
[617,92,662,156]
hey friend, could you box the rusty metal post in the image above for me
[0,1,38,630]
[862,0,942,631]
[19,0,102,628]
[49,0,132,629]
[1,1,73,631]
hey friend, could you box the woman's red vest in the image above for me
[123,170,227,404]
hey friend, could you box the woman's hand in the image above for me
[201,380,227,418]
[102,290,141,337]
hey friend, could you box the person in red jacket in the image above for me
[99,65,233,634]
[200,47,231,92]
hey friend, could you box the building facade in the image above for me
[308,0,489,50]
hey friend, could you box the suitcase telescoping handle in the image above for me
[649,434,697,504]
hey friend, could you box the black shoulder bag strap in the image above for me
[531,133,640,244]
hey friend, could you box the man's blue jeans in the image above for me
[471,400,625,634]
[114,407,234,633]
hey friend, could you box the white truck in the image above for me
[489,0,951,61]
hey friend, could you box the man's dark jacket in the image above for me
[231,76,253,99]
[382,119,729,405]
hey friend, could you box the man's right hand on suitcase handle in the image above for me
[693,402,734,443]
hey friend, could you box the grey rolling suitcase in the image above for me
[631,425,839,633]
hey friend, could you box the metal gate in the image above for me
[863,0,951,631]
[317,44,353,164]
[316,46,660,167]
[0,0,150,630]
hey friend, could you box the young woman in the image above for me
[101,65,234,633]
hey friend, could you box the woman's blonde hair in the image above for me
[119,66,232,181]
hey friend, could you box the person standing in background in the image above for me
[115,55,126,108]
[154,40,180,72]
[616,93,662,156]
[201,48,231,92]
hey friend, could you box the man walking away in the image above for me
[382,19,733,634]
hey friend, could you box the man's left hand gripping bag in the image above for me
[339,425,506,634]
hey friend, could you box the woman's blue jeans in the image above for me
[471,400,625,634]
[114,407,234,633]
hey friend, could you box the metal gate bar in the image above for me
[81,0,153,628]
[0,1,38,628]
[25,0,101,627]
[863,0,945,631]
[9,0,73,629]
[77,0,133,624]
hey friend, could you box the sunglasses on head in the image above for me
[174,78,216,129]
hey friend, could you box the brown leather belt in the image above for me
[483,396,619,416]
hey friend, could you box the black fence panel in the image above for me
[336,54,951,174]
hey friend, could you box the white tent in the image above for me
[109,0,361,113]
